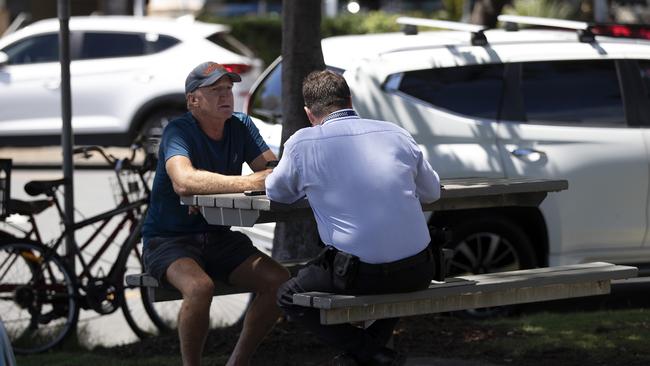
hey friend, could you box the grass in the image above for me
[15,308,650,366]
[478,309,650,365]
[395,308,650,366]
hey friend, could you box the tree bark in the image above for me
[271,0,325,261]
[470,0,511,28]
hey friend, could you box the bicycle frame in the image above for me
[49,196,148,283]
[42,169,150,313]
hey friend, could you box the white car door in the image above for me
[0,33,62,137]
[358,63,506,179]
[497,59,648,265]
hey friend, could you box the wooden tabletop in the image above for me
[180,177,568,227]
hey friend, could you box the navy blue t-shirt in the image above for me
[142,112,269,239]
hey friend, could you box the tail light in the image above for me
[590,24,650,40]
[222,63,252,75]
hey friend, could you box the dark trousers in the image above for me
[276,246,435,362]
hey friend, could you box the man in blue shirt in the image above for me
[266,70,441,366]
[143,62,289,366]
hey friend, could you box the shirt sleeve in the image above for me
[161,122,191,162]
[241,114,270,163]
[411,139,441,204]
[265,141,305,204]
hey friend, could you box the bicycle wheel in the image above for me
[120,233,159,338]
[144,289,253,334]
[0,240,79,354]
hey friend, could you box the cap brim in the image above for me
[198,72,242,89]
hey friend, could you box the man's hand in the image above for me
[248,169,273,190]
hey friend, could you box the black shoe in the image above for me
[330,353,359,366]
[363,347,406,366]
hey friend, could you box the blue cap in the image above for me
[185,62,241,94]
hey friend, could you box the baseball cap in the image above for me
[185,62,242,94]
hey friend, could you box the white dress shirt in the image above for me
[266,109,440,263]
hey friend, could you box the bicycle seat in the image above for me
[24,178,67,196]
[8,198,51,215]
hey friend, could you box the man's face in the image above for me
[194,77,234,121]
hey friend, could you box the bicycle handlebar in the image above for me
[72,145,156,173]
[73,146,117,166]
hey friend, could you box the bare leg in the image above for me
[225,253,290,366]
[166,258,215,366]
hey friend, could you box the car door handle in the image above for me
[43,80,60,90]
[510,147,546,161]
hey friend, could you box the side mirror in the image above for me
[0,52,8,68]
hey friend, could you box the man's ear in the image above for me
[304,106,319,126]
[186,93,198,110]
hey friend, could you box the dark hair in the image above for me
[302,70,351,117]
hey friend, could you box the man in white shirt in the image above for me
[266,70,441,366]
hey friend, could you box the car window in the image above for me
[146,34,180,53]
[520,60,625,126]
[1,33,59,65]
[393,64,505,120]
[248,60,283,124]
[248,60,345,124]
[206,32,254,58]
[80,32,179,60]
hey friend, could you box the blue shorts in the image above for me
[143,230,261,287]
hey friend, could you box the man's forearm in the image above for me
[174,169,265,195]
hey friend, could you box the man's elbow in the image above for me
[420,190,441,204]
[420,197,439,205]
[265,188,296,204]
[172,181,191,196]
[265,189,281,202]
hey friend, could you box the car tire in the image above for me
[138,108,185,152]
[445,215,537,318]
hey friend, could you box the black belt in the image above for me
[356,246,432,275]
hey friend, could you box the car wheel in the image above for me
[446,215,537,318]
[138,109,185,152]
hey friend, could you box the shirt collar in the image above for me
[321,109,359,125]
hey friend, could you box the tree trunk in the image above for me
[470,0,511,28]
[593,0,610,22]
[271,0,325,261]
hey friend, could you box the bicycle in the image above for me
[0,146,158,353]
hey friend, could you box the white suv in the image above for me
[245,16,650,278]
[0,16,262,146]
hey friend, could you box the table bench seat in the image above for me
[125,262,637,324]
[125,259,306,302]
[293,262,637,324]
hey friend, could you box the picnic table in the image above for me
[126,177,639,324]
[179,177,569,226]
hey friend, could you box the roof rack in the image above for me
[396,17,488,46]
[497,15,595,43]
